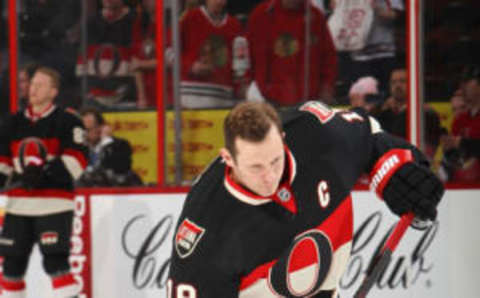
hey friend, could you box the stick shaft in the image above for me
[354,212,415,298]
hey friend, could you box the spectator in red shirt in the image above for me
[442,65,480,182]
[179,0,243,109]
[131,0,157,108]
[450,89,467,117]
[247,0,337,106]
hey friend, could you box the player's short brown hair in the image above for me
[224,102,283,159]
[34,66,61,89]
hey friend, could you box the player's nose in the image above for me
[262,169,276,185]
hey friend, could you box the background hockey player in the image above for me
[168,101,444,297]
[0,67,88,298]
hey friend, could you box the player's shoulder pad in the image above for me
[58,107,85,128]
[345,107,383,134]
[281,101,332,127]
[64,107,82,120]
[292,101,336,125]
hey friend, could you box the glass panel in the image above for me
[329,0,406,187]
[75,0,163,187]
[246,0,337,106]
[4,0,167,188]
[425,0,480,184]
[337,0,407,126]
[166,0,409,185]
[17,0,82,110]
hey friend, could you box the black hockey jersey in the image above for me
[0,105,88,215]
[168,102,427,297]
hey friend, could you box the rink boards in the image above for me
[0,189,478,298]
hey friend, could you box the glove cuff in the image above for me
[370,149,414,199]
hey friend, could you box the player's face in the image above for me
[390,69,407,102]
[227,125,285,197]
[28,72,57,107]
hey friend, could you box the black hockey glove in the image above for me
[43,158,74,189]
[382,162,444,222]
[22,165,45,189]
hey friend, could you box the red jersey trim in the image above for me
[0,156,12,166]
[0,277,26,291]
[52,273,76,289]
[63,148,88,169]
[239,197,353,290]
[369,149,413,198]
[199,6,228,27]
[25,104,56,121]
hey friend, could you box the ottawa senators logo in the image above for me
[175,218,205,259]
[18,137,48,170]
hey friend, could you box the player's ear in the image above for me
[220,148,235,167]
[282,131,286,139]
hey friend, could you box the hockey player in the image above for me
[168,101,444,297]
[0,67,88,298]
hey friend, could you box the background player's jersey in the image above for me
[0,106,88,215]
[169,102,427,298]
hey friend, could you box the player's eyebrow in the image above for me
[248,155,282,169]
[271,156,282,164]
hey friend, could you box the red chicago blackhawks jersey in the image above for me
[180,6,242,96]
[247,0,337,106]
[168,102,427,297]
[0,105,88,215]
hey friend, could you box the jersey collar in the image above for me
[25,104,56,122]
[200,6,228,27]
[224,145,298,211]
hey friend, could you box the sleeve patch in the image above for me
[175,218,206,259]
[299,101,335,124]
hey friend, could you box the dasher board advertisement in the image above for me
[3,190,479,297]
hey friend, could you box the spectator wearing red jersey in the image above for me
[76,0,136,110]
[131,0,157,108]
[443,65,480,182]
[180,0,243,109]
[247,0,337,106]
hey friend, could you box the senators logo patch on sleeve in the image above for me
[299,101,335,124]
[175,218,206,259]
